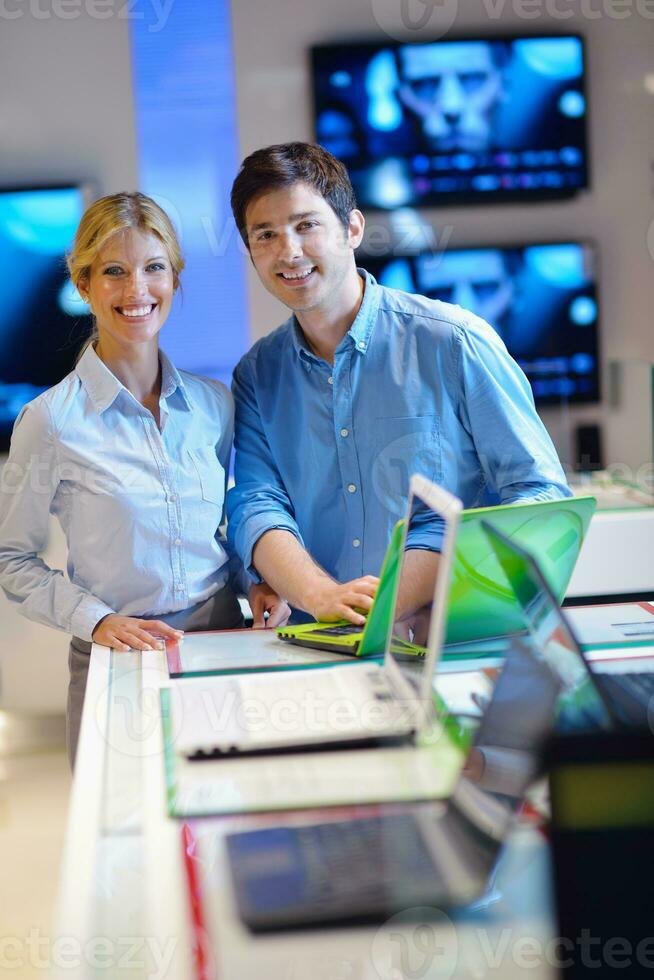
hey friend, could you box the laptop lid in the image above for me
[383,476,462,711]
[481,520,617,733]
[446,495,597,645]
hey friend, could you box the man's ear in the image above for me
[347,209,365,250]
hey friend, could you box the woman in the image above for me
[0,191,289,766]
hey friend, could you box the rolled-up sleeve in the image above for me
[227,355,304,578]
[454,317,571,504]
[0,402,114,639]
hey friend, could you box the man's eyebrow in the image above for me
[249,211,321,232]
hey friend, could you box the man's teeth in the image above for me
[280,268,314,281]
[119,305,154,317]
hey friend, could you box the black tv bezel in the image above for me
[310,32,590,210]
[357,236,602,407]
[0,182,94,454]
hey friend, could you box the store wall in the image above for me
[0,9,138,712]
[230,0,654,470]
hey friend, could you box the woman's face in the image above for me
[84,227,175,354]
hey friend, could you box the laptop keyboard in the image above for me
[308,624,363,637]
[291,815,438,901]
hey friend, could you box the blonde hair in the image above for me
[68,191,184,355]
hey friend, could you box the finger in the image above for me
[265,602,290,629]
[129,627,162,649]
[118,631,154,652]
[337,605,367,627]
[345,592,375,611]
[142,620,184,638]
[349,583,378,599]
[107,635,131,652]
[250,596,267,628]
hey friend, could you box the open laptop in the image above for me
[168,475,462,757]
[278,495,596,653]
[482,520,654,732]
[275,516,407,659]
[224,635,562,931]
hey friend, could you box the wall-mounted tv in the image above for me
[0,185,91,452]
[312,35,588,209]
[360,241,599,405]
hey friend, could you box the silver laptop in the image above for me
[169,475,462,757]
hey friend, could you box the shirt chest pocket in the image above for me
[186,445,225,506]
[371,415,442,517]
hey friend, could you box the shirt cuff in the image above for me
[69,594,116,643]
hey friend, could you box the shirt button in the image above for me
[352,538,361,548]
[327,376,334,385]
[340,428,349,438]
[358,341,366,350]
[169,493,177,502]
[347,484,357,494]
[174,538,182,546]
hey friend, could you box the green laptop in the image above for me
[276,518,407,656]
[277,495,597,654]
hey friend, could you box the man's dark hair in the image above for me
[230,142,357,247]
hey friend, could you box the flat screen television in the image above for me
[360,241,600,405]
[0,185,91,452]
[312,35,589,209]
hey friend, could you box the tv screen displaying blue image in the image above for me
[312,35,589,209]
[361,241,600,405]
[0,185,90,451]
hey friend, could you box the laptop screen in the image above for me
[482,521,615,733]
[385,481,461,701]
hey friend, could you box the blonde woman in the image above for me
[0,192,289,766]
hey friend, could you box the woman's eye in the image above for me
[104,266,123,276]
[147,263,166,272]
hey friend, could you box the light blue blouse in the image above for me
[0,346,233,641]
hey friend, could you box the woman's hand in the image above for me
[92,615,184,652]
[248,583,292,628]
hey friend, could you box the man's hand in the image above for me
[248,582,291,628]
[92,615,184,652]
[306,575,380,626]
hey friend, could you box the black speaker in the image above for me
[575,424,604,472]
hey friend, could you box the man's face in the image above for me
[397,42,503,152]
[420,250,513,329]
[245,182,364,315]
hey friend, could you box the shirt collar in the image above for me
[290,269,381,361]
[75,344,190,414]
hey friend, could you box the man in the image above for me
[227,142,570,625]
[394,41,507,153]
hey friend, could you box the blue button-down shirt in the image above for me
[0,346,233,641]
[227,270,570,583]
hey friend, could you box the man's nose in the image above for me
[276,231,303,263]
[439,73,464,118]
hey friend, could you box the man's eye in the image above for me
[256,231,273,242]
[298,221,318,232]
[461,71,487,92]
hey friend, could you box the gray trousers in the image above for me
[66,584,244,769]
